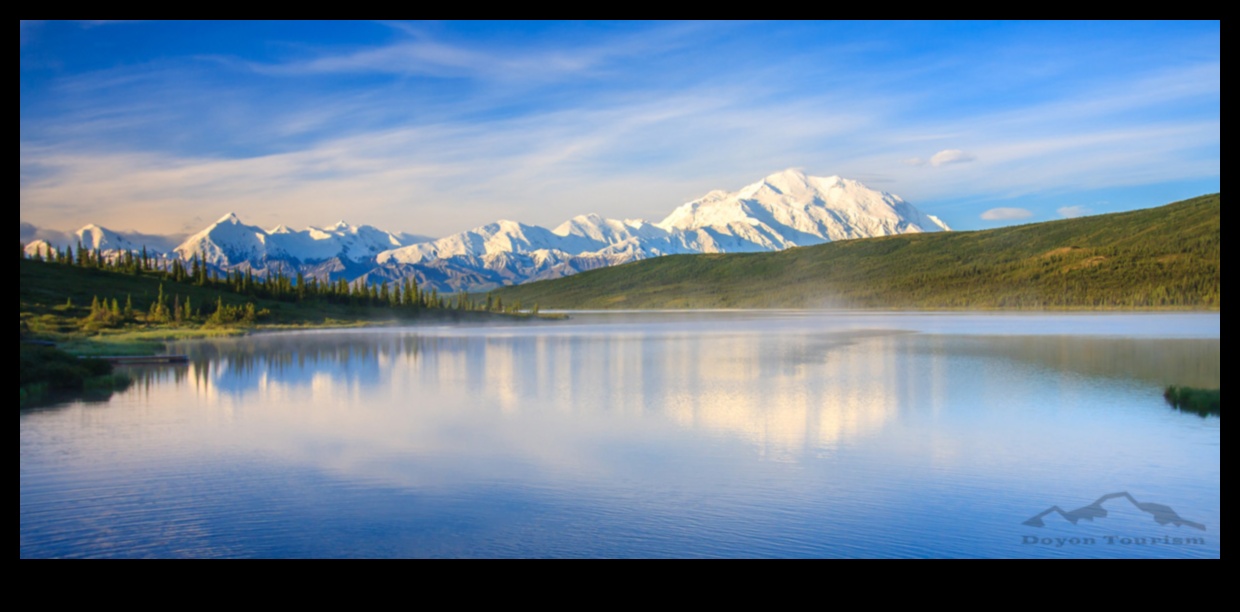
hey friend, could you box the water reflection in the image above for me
[23,313,1220,558]
[150,329,915,458]
[920,335,1220,388]
[133,326,1221,464]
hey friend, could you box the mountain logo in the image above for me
[1023,492,1205,531]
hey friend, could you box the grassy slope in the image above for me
[490,194,1220,310]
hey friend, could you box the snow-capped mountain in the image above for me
[370,169,949,291]
[22,223,175,259]
[657,169,950,245]
[22,240,57,258]
[174,213,418,268]
[23,169,950,292]
[76,224,140,252]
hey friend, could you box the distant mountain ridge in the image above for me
[174,213,417,267]
[487,193,1221,310]
[22,169,950,292]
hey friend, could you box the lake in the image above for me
[19,311,1221,558]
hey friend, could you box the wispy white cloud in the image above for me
[20,61,897,236]
[980,207,1033,221]
[20,22,1220,236]
[251,22,709,84]
[929,149,975,166]
[1057,205,1090,218]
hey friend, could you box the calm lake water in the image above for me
[20,311,1220,558]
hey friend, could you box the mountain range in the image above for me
[22,169,950,292]
[485,193,1220,310]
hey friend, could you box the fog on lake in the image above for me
[20,311,1221,558]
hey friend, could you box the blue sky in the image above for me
[20,21,1220,239]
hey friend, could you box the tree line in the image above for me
[22,241,538,328]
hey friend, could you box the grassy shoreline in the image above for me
[31,310,568,358]
[19,343,133,407]
[21,255,566,358]
[20,312,565,408]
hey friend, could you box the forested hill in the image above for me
[488,194,1220,310]
[19,245,531,343]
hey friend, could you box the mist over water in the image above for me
[20,311,1220,558]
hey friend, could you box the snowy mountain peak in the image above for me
[75,224,136,251]
[571,213,605,224]
[23,239,55,258]
[553,213,606,234]
[656,169,948,246]
[762,167,812,189]
[173,214,422,268]
[50,169,950,295]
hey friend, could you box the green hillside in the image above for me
[490,194,1220,310]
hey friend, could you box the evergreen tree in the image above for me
[210,296,225,325]
[149,284,169,323]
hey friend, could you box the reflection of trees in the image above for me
[911,336,1220,389]
[158,333,434,397]
[127,328,1218,457]
[140,329,906,456]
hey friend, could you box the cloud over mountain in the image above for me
[980,207,1033,221]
